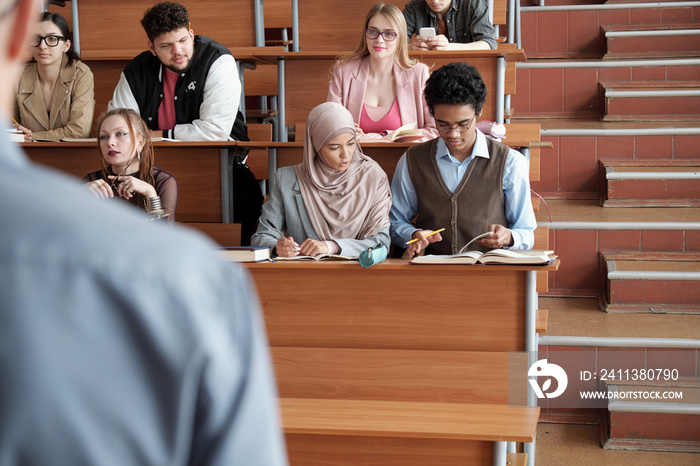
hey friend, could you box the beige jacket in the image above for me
[16,55,95,140]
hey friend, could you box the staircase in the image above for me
[515,0,700,457]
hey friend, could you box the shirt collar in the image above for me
[434,129,490,163]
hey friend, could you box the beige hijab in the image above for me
[295,102,392,241]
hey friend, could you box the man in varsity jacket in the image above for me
[109,2,263,244]
[389,62,536,257]
[109,1,247,142]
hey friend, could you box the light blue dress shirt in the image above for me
[390,131,537,249]
[0,126,287,466]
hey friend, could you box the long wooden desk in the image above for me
[241,122,542,188]
[244,258,559,466]
[251,49,526,142]
[22,141,238,223]
[245,259,556,351]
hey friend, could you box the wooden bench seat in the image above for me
[281,398,539,442]
[273,347,537,465]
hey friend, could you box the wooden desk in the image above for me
[244,258,558,465]
[251,49,526,142]
[81,47,283,137]
[241,127,541,188]
[22,141,238,223]
[245,259,557,352]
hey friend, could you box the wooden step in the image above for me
[534,199,700,297]
[603,24,700,59]
[600,82,700,122]
[602,378,700,453]
[281,398,540,465]
[602,252,700,313]
[540,296,700,340]
[601,159,700,207]
[521,3,700,59]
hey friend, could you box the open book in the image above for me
[358,122,423,143]
[275,253,356,261]
[59,137,179,142]
[219,246,271,262]
[410,249,556,265]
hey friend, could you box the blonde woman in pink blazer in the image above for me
[327,3,438,142]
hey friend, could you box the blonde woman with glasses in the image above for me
[327,3,437,142]
[14,12,94,141]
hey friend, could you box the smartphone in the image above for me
[419,27,436,38]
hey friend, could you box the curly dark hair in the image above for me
[141,2,189,42]
[424,62,487,116]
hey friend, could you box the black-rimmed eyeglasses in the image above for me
[30,35,65,47]
[365,28,397,42]
[436,115,477,134]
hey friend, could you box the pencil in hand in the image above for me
[406,228,445,245]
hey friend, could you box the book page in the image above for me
[410,251,481,265]
[274,254,356,261]
[477,249,556,265]
[388,122,422,141]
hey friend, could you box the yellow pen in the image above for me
[11,117,20,126]
[406,228,445,245]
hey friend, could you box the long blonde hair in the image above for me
[333,3,416,71]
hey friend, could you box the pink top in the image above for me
[359,98,402,134]
[158,69,178,130]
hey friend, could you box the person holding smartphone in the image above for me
[327,3,437,141]
[402,0,497,51]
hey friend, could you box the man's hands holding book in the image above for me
[478,225,513,249]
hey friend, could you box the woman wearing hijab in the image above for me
[251,102,392,258]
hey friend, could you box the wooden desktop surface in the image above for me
[22,141,234,222]
[251,49,523,129]
[244,258,558,353]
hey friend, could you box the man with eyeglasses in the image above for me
[0,0,287,464]
[403,0,497,51]
[389,62,536,257]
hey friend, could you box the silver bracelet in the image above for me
[147,196,162,213]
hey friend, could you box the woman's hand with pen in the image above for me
[406,228,443,258]
[12,119,33,142]
[275,236,301,257]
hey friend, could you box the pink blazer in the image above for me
[327,57,438,141]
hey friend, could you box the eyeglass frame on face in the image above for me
[436,114,477,134]
[30,35,65,47]
[365,28,398,42]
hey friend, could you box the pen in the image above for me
[406,228,445,245]
[11,117,20,126]
[270,223,300,252]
